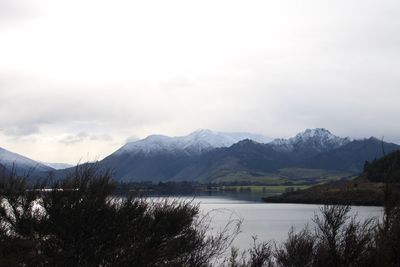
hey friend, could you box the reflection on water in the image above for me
[149,194,383,249]
[146,191,278,202]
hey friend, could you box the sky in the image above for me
[0,0,399,164]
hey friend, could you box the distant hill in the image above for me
[171,139,293,182]
[41,162,74,170]
[95,130,272,182]
[56,128,400,183]
[181,136,399,183]
[0,147,54,179]
[300,137,400,172]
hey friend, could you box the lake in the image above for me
[150,194,383,250]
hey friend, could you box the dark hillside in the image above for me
[264,149,400,206]
[364,150,400,183]
[300,138,400,172]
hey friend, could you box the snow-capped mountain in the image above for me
[114,129,271,156]
[58,128,399,183]
[0,147,54,174]
[271,128,351,153]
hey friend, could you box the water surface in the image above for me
[151,195,383,249]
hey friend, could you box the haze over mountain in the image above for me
[41,162,74,170]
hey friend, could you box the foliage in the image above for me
[2,160,400,266]
[275,227,315,267]
[229,205,377,267]
[0,166,240,267]
[364,150,400,183]
[233,147,400,267]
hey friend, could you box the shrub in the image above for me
[2,164,400,266]
[0,166,240,267]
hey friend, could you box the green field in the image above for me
[211,168,353,185]
[214,185,311,193]
[213,174,289,184]
[277,168,353,182]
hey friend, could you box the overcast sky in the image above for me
[1,0,399,164]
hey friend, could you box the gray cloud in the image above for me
[90,134,112,142]
[0,0,400,163]
[59,132,112,145]
[0,0,38,28]
[0,124,40,137]
[0,74,171,136]
[59,132,89,145]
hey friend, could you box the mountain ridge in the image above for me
[271,128,351,155]
[0,146,54,178]
[3,128,399,183]
[113,129,272,156]
[83,128,399,182]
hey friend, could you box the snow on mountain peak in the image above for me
[113,128,350,156]
[271,128,351,152]
[294,128,337,142]
[302,128,331,137]
[115,129,271,156]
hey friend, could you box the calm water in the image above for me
[150,194,383,249]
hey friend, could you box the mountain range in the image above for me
[1,128,399,183]
[114,129,272,156]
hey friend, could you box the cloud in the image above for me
[0,0,38,28]
[90,134,112,142]
[59,132,112,145]
[125,136,139,143]
[0,124,40,137]
[0,74,173,141]
[59,132,89,145]
[0,0,400,163]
